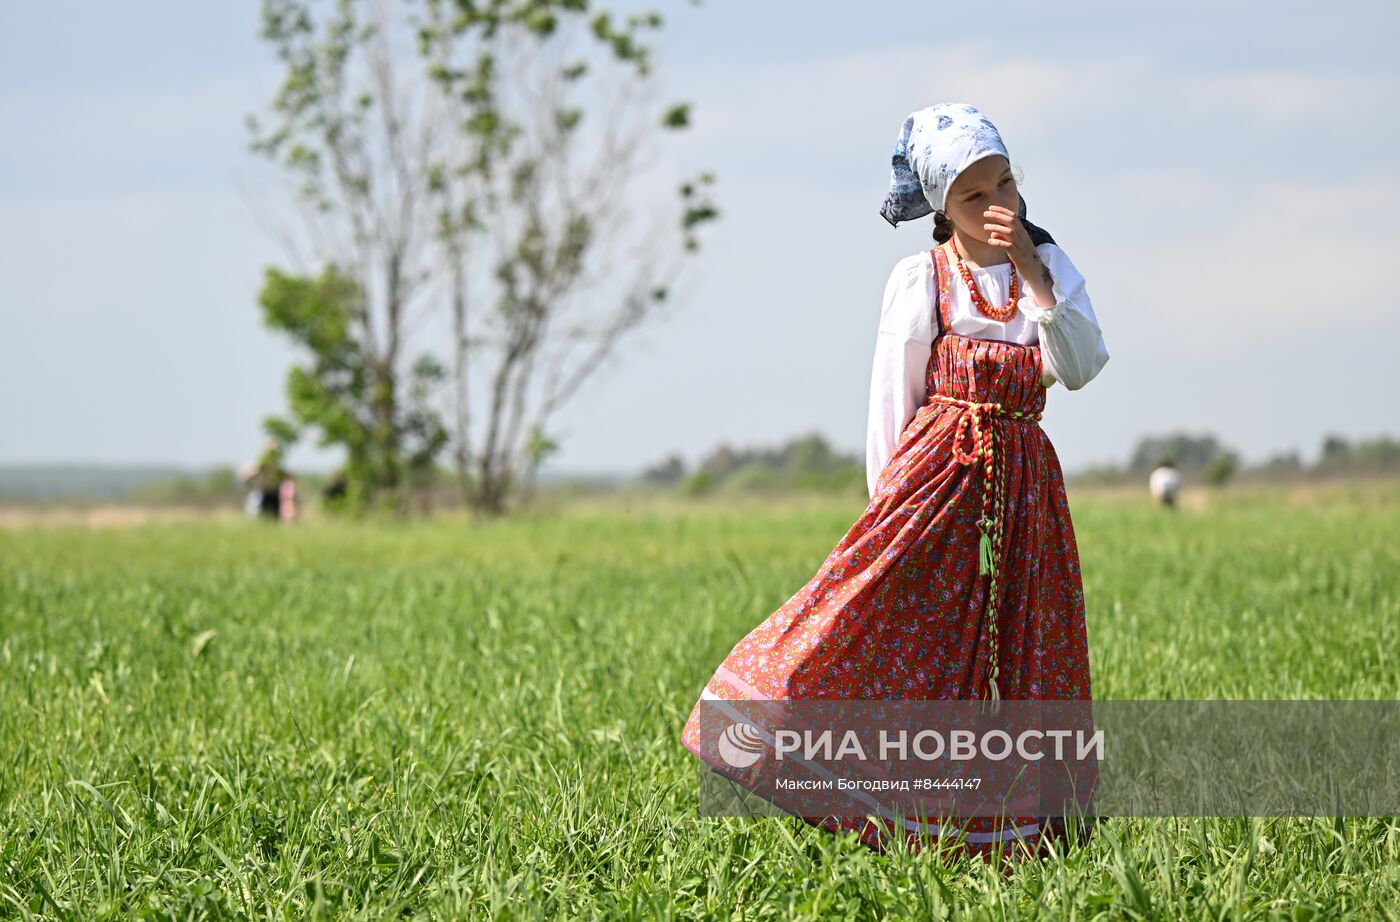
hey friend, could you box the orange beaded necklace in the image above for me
[948,234,1021,323]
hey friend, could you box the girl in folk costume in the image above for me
[680,103,1110,863]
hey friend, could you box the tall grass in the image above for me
[1,481,1397,919]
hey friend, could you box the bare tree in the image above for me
[418,1,717,514]
[246,0,718,517]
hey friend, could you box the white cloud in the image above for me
[683,41,1400,175]
[1058,165,1400,343]
[679,43,1400,347]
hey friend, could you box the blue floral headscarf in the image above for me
[879,102,1055,246]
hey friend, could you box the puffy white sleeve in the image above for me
[866,255,935,499]
[1019,243,1109,391]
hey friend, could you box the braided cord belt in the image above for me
[928,393,1044,710]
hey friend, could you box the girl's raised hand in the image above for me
[983,205,1037,267]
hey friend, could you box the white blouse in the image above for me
[865,242,1109,498]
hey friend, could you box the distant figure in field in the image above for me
[239,438,291,521]
[279,475,299,523]
[1149,459,1181,509]
[237,460,262,517]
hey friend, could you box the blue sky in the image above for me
[2,0,1397,476]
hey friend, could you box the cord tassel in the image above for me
[978,524,994,576]
[980,674,1002,714]
[982,669,1002,714]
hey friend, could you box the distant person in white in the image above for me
[237,460,262,517]
[1148,460,1181,509]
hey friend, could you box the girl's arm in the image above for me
[1019,243,1110,390]
[866,255,934,498]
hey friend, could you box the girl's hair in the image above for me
[932,164,1056,247]
[932,209,955,244]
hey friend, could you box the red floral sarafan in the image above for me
[681,243,1095,863]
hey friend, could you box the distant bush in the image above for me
[1204,451,1240,487]
[1316,434,1400,474]
[654,431,864,496]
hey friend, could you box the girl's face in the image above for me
[943,155,1018,242]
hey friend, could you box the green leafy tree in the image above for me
[247,0,718,516]
[255,264,444,514]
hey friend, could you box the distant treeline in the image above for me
[0,466,334,506]
[1072,432,1400,487]
[638,431,1400,495]
[5,432,1396,506]
[639,433,865,496]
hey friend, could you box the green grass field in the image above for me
[2,481,1398,919]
